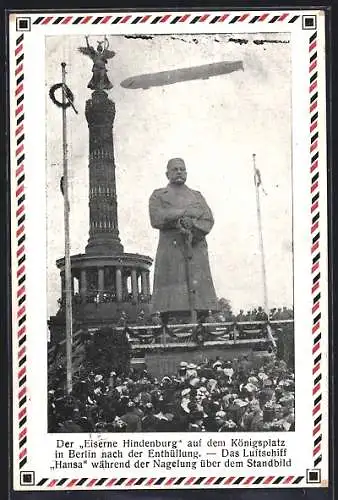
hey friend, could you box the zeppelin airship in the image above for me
[120,60,244,90]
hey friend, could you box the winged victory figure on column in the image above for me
[78,35,115,90]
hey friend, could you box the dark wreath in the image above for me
[49,83,74,109]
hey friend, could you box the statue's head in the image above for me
[97,41,104,53]
[166,157,187,185]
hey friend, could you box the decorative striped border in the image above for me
[14,33,28,471]
[13,16,324,489]
[35,475,305,488]
[30,12,300,26]
[309,31,322,468]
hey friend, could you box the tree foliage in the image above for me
[85,327,131,376]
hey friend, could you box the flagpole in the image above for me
[252,153,268,314]
[252,154,276,349]
[61,62,73,394]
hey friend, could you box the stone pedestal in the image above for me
[50,252,153,341]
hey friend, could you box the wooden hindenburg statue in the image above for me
[149,158,217,319]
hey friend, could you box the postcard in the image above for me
[9,9,328,490]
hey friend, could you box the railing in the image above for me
[47,321,293,357]
[58,291,152,306]
[112,319,294,347]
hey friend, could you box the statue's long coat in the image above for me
[149,184,217,313]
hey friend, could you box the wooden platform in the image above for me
[131,338,274,377]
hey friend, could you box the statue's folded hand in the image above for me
[179,216,195,230]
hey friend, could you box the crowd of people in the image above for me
[49,298,295,433]
[238,307,294,322]
[49,346,295,433]
[217,307,294,323]
[128,306,293,327]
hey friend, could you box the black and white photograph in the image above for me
[46,33,295,434]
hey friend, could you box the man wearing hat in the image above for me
[186,363,198,379]
[120,401,142,432]
[149,158,217,321]
[178,361,189,382]
[141,403,158,432]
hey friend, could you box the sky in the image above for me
[46,33,292,316]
